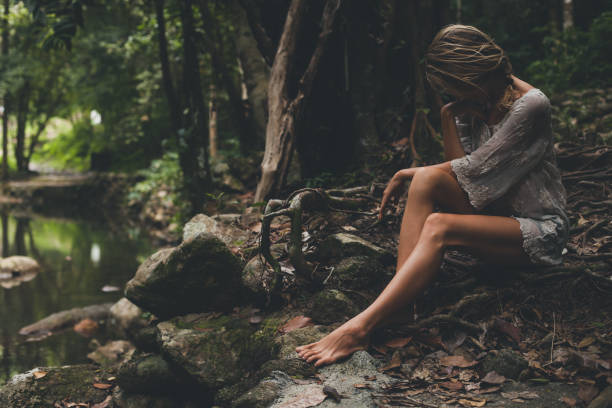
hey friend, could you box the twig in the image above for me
[550,311,556,364]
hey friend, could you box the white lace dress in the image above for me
[450,88,569,265]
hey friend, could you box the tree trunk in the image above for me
[15,81,30,173]
[2,0,9,182]
[179,0,211,213]
[24,116,51,171]
[238,0,276,66]
[208,83,217,158]
[562,0,573,31]
[154,0,182,134]
[254,0,342,203]
[232,0,270,147]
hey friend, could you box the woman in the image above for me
[296,24,568,367]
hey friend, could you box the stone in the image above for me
[333,256,388,290]
[19,303,113,337]
[0,256,41,289]
[242,244,285,303]
[156,313,278,391]
[87,340,135,366]
[310,289,360,324]
[275,325,331,359]
[109,297,150,339]
[182,213,252,248]
[588,386,612,408]
[125,231,245,318]
[0,365,116,408]
[117,353,185,394]
[111,388,202,408]
[482,349,528,380]
[317,233,392,264]
[270,351,393,408]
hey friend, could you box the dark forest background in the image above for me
[1,0,610,218]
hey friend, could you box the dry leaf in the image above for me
[439,355,478,368]
[444,331,467,353]
[481,371,506,384]
[561,396,577,407]
[384,336,412,348]
[249,315,263,324]
[278,316,314,334]
[380,351,402,372]
[92,383,112,390]
[501,391,539,400]
[405,389,425,396]
[74,318,99,337]
[494,318,521,343]
[33,371,47,379]
[458,398,487,407]
[578,337,595,348]
[106,377,116,381]
[440,380,464,391]
[353,383,371,389]
[276,385,327,408]
[578,384,599,404]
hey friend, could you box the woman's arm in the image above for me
[440,105,466,161]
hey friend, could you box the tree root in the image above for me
[259,186,377,298]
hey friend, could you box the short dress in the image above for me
[450,88,569,266]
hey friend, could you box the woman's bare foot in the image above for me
[295,320,370,367]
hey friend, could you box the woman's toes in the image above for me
[306,353,320,363]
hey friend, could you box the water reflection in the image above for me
[0,212,152,384]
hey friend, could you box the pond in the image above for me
[0,212,154,385]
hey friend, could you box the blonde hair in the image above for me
[425,24,515,110]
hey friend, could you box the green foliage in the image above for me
[527,11,612,94]
[35,117,97,170]
[128,151,183,203]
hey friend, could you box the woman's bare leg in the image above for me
[296,169,531,367]
[395,167,474,270]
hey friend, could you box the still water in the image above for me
[0,213,153,384]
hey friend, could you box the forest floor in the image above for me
[230,141,611,407]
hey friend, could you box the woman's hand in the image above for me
[442,100,487,122]
[378,168,418,220]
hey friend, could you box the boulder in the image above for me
[109,297,151,339]
[310,289,360,324]
[19,303,113,337]
[333,256,389,290]
[125,231,244,318]
[0,365,116,408]
[317,233,392,264]
[156,313,278,391]
[117,352,186,395]
[182,213,252,248]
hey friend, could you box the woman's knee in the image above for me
[410,167,451,197]
[420,212,452,247]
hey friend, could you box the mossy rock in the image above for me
[275,325,331,359]
[125,231,245,319]
[117,352,186,394]
[231,380,282,408]
[156,313,279,391]
[310,289,360,324]
[333,256,388,290]
[0,365,115,408]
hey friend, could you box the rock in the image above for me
[275,325,331,359]
[259,358,316,380]
[112,388,202,408]
[482,349,528,380]
[87,340,135,366]
[588,386,612,408]
[182,213,252,248]
[0,256,41,289]
[317,233,392,264]
[156,313,278,391]
[333,256,388,290]
[310,289,360,324]
[242,244,284,303]
[19,303,113,337]
[231,372,293,408]
[125,231,245,318]
[270,351,393,408]
[117,353,185,394]
[109,297,150,339]
[0,364,116,407]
